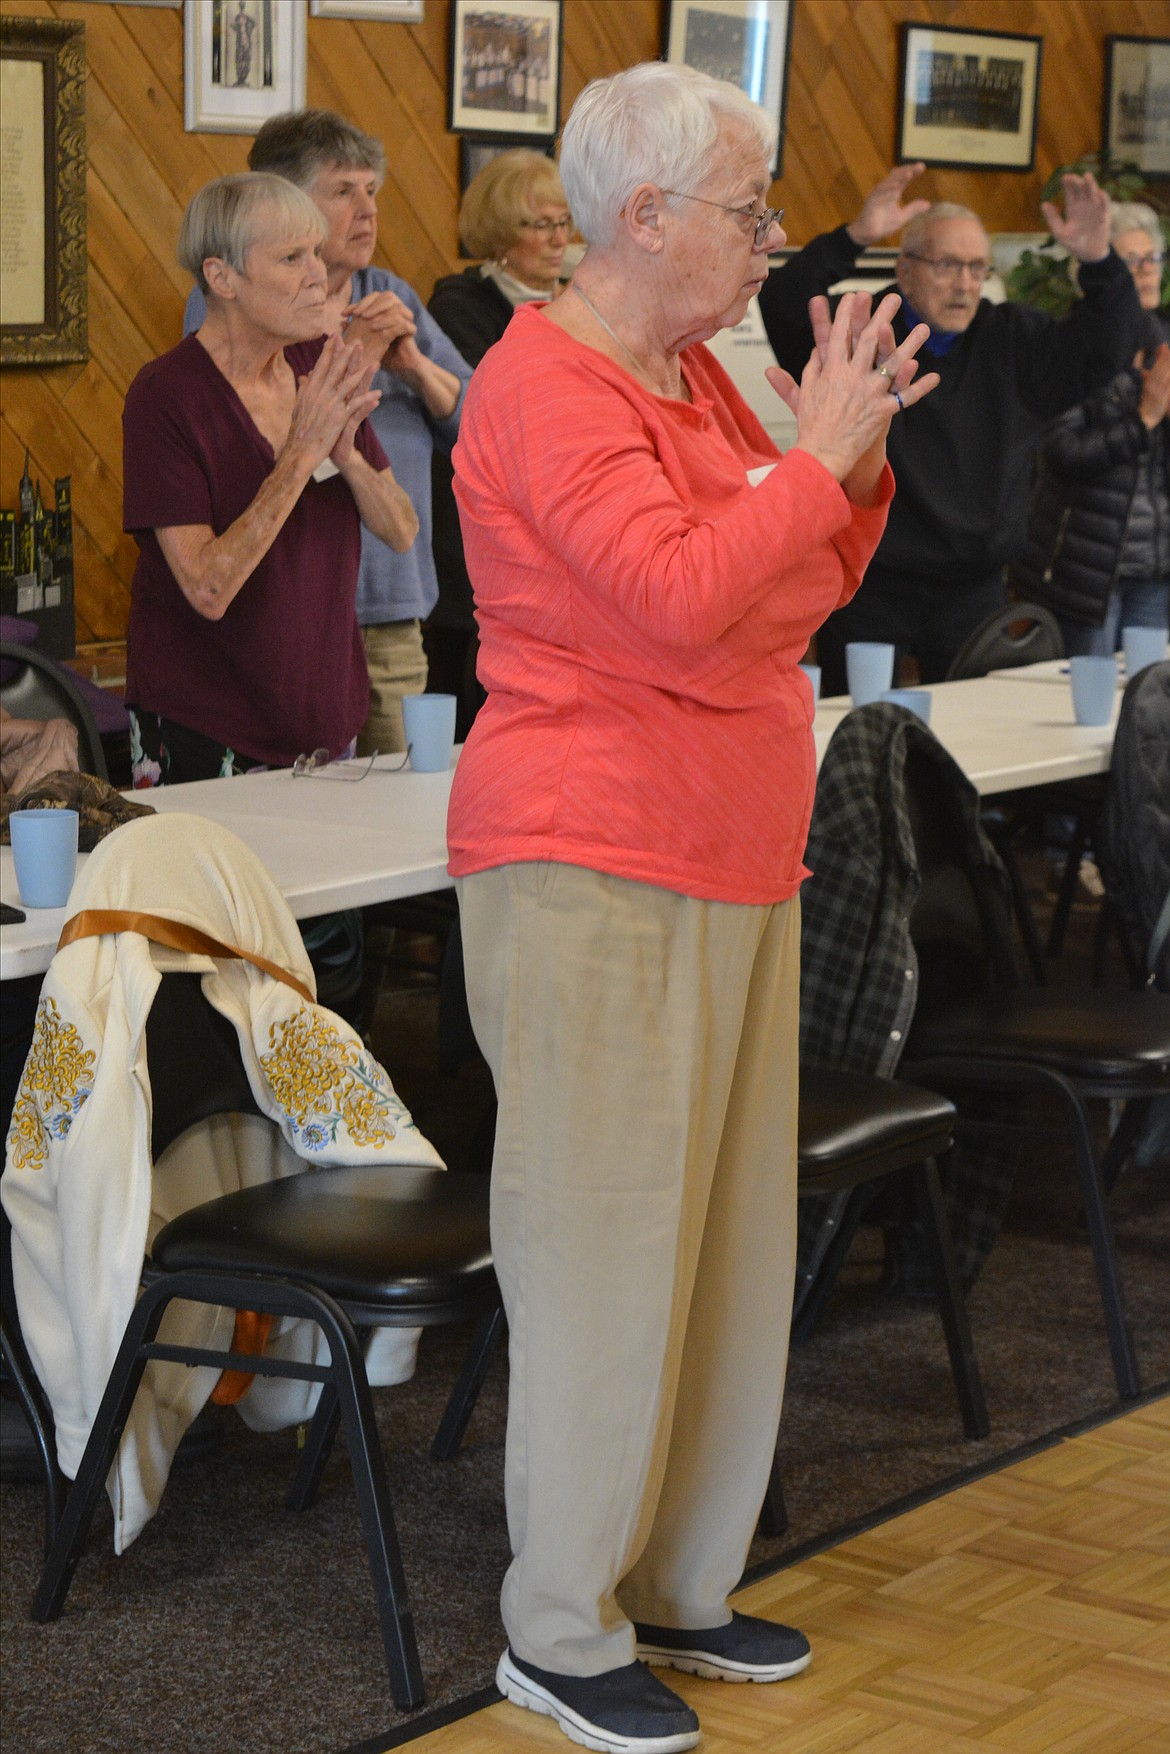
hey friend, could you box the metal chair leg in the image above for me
[757,1452,788,1539]
[913,1158,990,1439]
[791,1187,871,1346]
[1049,1079,1141,1400]
[431,1305,505,1461]
[33,1276,179,1621]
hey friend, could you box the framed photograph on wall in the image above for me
[448,0,562,139]
[310,1,424,19]
[897,23,1041,172]
[1103,36,1170,176]
[183,0,306,134]
[0,17,87,366]
[664,0,792,175]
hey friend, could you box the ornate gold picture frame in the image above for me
[0,17,88,367]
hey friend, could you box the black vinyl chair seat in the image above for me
[799,1069,955,1187]
[910,990,1170,1087]
[152,1166,495,1315]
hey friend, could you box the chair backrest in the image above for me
[944,603,1064,681]
[1097,659,1170,990]
[902,745,1019,1018]
[146,973,263,1160]
[0,642,108,781]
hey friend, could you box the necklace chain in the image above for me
[571,282,666,390]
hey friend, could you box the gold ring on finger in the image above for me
[876,364,893,382]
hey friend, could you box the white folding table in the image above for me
[2,672,1121,980]
[1,756,456,981]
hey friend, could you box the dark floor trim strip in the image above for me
[342,1383,1168,1753]
[740,1381,1169,1590]
[340,1684,501,1754]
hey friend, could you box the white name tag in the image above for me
[311,458,340,483]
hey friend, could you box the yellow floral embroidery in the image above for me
[260,1008,401,1152]
[6,997,96,1171]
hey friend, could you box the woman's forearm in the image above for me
[339,453,419,552]
[155,445,317,620]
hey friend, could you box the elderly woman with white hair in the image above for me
[448,63,938,1752]
[123,172,417,785]
[1012,201,1169,654]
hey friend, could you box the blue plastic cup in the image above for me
[1069,655,1117,726]
[799,662,821,706]
[846,641,895,707]
[1121,624,1168,676]
[402,693,457,772]
[881,688,932,724]
[10,808,79,908]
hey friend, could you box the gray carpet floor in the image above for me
[3,897,1167,1754]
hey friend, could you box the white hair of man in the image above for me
[900,201,986,258]
[178,172,326,296]
[1110,200,1162,246]
[559,61,777,248]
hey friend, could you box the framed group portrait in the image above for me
[0,16,87,366]
[664,0,792,175]
[448,0,562,140]
[1103,36,1170,177]
[897,22,1042,172]
[183,0,307,134]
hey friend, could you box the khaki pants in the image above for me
[457,862,800,1677]
[357,619,427,756]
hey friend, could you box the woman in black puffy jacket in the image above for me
[1011,203,1169,654]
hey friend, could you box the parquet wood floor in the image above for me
[394,1398,1169,1753]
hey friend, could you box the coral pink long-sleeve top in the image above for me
[447,303,892,904]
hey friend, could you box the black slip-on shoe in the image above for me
[635,1610,811,1683]
[496,1648,701,1752]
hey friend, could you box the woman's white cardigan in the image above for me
[2,812,444,1551]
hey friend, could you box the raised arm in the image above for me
[1015,173,1144,418]
[758,164,930,375]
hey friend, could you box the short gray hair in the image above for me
[901,201,985,258]
[248,108,386,190]
[559,61,777,248]
[178,173,326,295]
[1111,200,1161,245]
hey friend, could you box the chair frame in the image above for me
[24,973,502,1712]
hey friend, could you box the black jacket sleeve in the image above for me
[1040,372,1150,483]
[1011,250,1144,422]
[756,226,865,376]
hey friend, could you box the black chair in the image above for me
[944,602,1064,681]
[0,641,108,781]
[28,973,503,1712]
[898,744,1170,1402]
[943,605,1068,984]
[758,1068,988,1536]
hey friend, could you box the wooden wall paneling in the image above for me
[0,0,1163,653]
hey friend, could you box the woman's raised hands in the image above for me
[765,291,939,502]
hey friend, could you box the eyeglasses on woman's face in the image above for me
[518,214,573,236]
[662,190,784,251]
[901,252,991,283]
[1120,251,1165,273]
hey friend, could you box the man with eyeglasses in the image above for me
[758,166,1143,690]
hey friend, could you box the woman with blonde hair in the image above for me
[427,149,573,719]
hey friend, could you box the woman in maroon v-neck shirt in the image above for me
[122,172,418,785]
